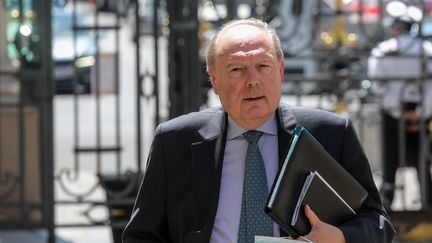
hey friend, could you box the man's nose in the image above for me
[246,68,260,87]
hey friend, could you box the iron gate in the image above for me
[50,0,162,242]
[1,0,162,242]
[0,0,55,241]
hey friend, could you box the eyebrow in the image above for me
[228,51,274,58]
[224,57,273,68]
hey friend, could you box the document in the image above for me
[265,126,368,237]
[255,236,308,243]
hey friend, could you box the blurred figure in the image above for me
[368,15,432,210]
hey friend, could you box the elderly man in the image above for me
[123,18,395,243]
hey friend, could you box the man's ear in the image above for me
[279,59,285,84]
[207,67,219,95]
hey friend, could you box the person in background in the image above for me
[368,15,432,210]
[123,18,395,243]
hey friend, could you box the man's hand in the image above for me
[296,205,346,243]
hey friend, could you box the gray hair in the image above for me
[206,18,284,72]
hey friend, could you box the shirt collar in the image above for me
[227,114,277,140]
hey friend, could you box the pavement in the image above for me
[0,230,71,243]
[0,227,112,243]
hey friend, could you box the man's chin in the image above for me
[239,112,272,129]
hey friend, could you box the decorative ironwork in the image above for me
[56,169,100,200]
[0,172,19,201]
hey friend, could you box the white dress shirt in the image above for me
[210,115,280,243]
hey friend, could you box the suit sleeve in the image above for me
[122,125,171,242]
[338,118,396,243]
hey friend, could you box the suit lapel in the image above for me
[276,104,300,167]
[191,109,227,231]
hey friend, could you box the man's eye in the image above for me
[231,67,242,72]
[259,64,272,72]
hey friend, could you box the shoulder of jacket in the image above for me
[157,106,223,132]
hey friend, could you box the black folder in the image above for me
[265,126,368,237]
[290,171,356,235]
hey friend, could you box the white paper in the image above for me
[255,236,306,243]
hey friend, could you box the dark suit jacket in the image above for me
[122,103,395,243]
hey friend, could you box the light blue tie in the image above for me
[238,130,273,243]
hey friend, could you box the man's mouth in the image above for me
[245,96,264,101]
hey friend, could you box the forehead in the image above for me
[216,24,275,59]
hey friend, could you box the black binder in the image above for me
[265,126,368,237]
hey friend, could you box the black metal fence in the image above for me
[50,0,161,242]
[0,0,54,241]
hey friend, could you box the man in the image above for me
[368,16,432,210]
[123,18,395,243]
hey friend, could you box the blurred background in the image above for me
[0,0,431,242]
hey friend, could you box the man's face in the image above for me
[208,24,284,130]
[390,25,400,37]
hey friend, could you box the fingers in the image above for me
[302,205,346,243]
[305,204,319,227]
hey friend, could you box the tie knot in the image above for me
[243,130,263,144]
